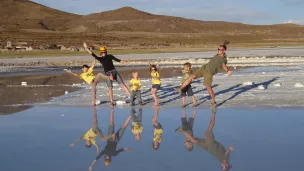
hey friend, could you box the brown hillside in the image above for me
[0,0,80,31]
[59,6,304,36]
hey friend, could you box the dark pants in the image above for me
[131,90,142,105]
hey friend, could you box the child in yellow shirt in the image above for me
[131,108,143,141]
[152,107,162,150]
[150,65,161,107]
[65,59,109,106]
[129,72,142,106]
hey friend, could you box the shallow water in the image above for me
[0,107,303,171]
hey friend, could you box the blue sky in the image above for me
[31,0,304,25]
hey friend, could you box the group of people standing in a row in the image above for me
[65,41,232,107]
[69,107,234,171]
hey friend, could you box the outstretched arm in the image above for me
[69,135,84,147]
[65,69,80,78]
[222,64,232,76]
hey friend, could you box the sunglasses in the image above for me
[218,48,225,51]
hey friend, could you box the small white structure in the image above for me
[116,101,126,105]
[273,83,282,87]
[243,81,254,86]
[258,85,266,90]
[294,83,304,88]
[21,82,27,86]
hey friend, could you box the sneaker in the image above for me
[174,87,181,93]
[175,126,183,132]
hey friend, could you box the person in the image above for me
[65,59,109,106]
[130,108,143,141]
[175,41,232,106]
[150,64,161,107]
[183,108,234,171]
[129,72,143,106]
[83,42,131,106]
[88,109,133,170]
[175,108,196,151]
[180,62,197,108]
[69,107,111,155]
[152,107,162,150]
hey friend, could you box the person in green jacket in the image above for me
[175,41,232,106]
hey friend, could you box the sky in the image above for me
[31,0,304,25]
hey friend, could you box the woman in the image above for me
[83,43,131,106]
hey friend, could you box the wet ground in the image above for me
[0,107,303,171]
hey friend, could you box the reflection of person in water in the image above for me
[152,107,163,150]
[175,108,196,151]
[184,109,234,171]
[131,108,143,141]
[69,107,110,154]
[89,109,133,170]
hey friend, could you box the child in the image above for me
[131,108,143,141]
[181,62,197,108]
[65,59,109,106]
[129,72,143,106]
[175,108,196,152]
[69,108,111,155]
[150,64,161,107]
[152,107,162,150]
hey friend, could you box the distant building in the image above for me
[15,46,27,50]
[68,46,79,51]
[60,45,67,51]
[6,41,12,49]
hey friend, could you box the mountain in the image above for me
[0,0,79,31]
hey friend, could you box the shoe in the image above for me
[174,87,181,93]
[175,126,183,132]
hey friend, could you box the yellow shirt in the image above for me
[131,122,143,134]
[130,78,141,91]
[151,71,161,85]
[80,68,95,84]
[83,128,97,145]
[153,128,163,143]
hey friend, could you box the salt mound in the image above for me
[258,85,266,90]
[273,83,282,87]
[116,101,126,105]
[95,100,101,105]
[243,81,254,86]
[294,83,304,88]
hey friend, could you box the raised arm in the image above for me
[111,55,122,63]
[222,63,232,76]
[83,42,93,55]
[65,69,80,78]
[89,59,96,70]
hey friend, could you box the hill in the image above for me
[0,0,79,31]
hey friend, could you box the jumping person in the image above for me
[152,107,163,150]
[69,108,111,155]
[175,108,196,151]
[129,72,143,106]
[131,108,143,141]
[175,41,232,106]
[65,59,109,106]
[180,62,197,108]
[83,42,131,106]
[183,109,234,171]
[150,65,161,107]
[88,109,133,170]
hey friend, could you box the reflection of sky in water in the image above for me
[0,107,303,171]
